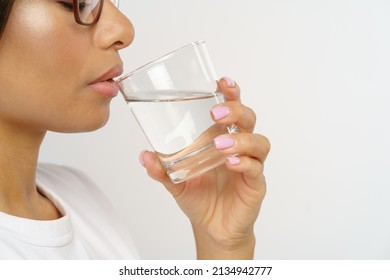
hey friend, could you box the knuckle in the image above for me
[247,106,257,123]
[236,133,252,149]
[222,101,244,123]
[246,158,262,179]
[262,135,271,153]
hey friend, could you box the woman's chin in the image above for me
[51,112,110,133]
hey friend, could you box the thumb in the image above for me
[139,150,184,196]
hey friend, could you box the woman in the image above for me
[0,0,270,259]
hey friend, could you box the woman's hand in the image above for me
[139,77,270,259]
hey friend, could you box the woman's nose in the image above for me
[94,1,135,50]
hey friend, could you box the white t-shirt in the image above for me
[0,163,139,259]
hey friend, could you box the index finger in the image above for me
[217,77,241,102]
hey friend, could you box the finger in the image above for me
[139,150,170,184]
[211,101,256,132]
[217,77,241,102]
[214,133,271,164]
[226,155,267,194]
[139,150,185,196]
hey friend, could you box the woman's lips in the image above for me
[88,65,123,97]
[89,79,119,98]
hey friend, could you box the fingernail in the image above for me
[214,136,235,149]
[228,156,240,166]
[139,150,147,167]
[222,76,236,88]
[211,106,230,120]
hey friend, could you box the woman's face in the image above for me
[0,0,134,133]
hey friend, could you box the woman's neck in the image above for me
[0,122,61,220]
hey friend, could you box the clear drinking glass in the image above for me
[117,41,237,183]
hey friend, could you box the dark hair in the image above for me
[0,0,15,38]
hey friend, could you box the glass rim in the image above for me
[115,40,206,84]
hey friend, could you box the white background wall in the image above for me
[39,0,390,259]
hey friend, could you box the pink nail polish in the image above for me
[228,156,240,166]
[211,106,230,120]
[222,76,236,88]
[214,136,235,149]
[139,150,146,167]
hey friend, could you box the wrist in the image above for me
[193,226,256,260]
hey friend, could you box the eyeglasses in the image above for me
[73,0,120,26]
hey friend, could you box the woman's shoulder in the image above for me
[36,163,112,212]
[37,163,96,186]
[34,163,139,259]
[37,163,103,195]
